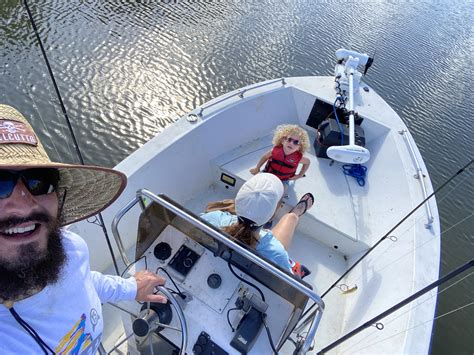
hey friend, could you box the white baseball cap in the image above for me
[235,173,284,226]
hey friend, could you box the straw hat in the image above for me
[0,104,127,226]
[235,173,284,226]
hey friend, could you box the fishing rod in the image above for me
[297,159,473,327]
[317,259,474,354]
[23,0,120,275]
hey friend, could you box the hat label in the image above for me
[0,119,38,146]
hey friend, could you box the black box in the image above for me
[315,119,366,159]
[306,99,364,129]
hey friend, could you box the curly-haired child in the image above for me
[250,124,311,182]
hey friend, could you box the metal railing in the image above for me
[400,129,434,228]
[111,188,324,354]
[191,78,286,118]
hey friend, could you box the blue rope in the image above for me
[343,164,367,186]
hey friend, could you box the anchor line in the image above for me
[297,160,473,327]
[317,259,474,354]
[23,0,120,275]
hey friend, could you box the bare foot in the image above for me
[290,193,314,217]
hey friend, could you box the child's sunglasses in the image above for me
[0,168,60,199]
[286,137,300,145]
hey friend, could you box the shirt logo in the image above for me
[0,119,38,146]
[90,308,100,332]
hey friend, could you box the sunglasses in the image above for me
[285,137,300,145]
[0,168,60,199]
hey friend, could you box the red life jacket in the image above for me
[264,146,302,180]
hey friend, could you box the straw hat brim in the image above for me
[0,163,127,226]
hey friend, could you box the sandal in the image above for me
[291,261,312,279]
[290,192,314,217]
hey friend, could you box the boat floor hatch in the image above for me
[113,194,322,354]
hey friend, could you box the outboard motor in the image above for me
[327,48,373,164]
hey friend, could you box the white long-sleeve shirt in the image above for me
[0,229,137,354]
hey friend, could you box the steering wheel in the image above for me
[132,286,188,354]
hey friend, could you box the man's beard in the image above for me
[0,212,67,302]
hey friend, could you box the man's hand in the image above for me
[133,270,167,303]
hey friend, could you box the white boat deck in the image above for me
[79,75,440,355]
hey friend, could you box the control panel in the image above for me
[127,224,295,354]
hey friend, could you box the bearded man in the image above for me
[0,104,166,354]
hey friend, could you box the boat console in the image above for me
[111,189,324,354]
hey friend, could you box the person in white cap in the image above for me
[0,104,166,354]
[201,173,313,276]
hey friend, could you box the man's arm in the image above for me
[91,270,166,304]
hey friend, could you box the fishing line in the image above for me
[338,271,474,353]
[120,255,148,278]
[297,184,470,336]
[337,210,474,294]
[304,165,472,315]
[15,15,71,159]
[23,0,120,276]
[342,301,474,354]
[364,164,473,262]
[317,259,474,354]
[338,151,473,275]
[22,0,82,164]
[14,59,64,161]
[432,166,473,205]
[325,161,471,298]
[222,143,274,166]
[107,302,138,318]
[294,205,473,336]
[297,160,473,328]
[441,212,473,234]
[353,170,474,279]
[106,332,134,355]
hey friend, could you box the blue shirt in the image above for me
[201,211,291,272]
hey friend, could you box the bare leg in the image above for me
[271,194,312,250]
[271,212,299,250]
